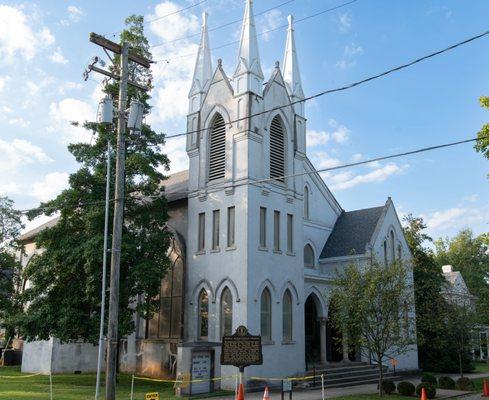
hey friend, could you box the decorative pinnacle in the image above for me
[275,61,280,69]
[218,58,223,67]
[288,15,294,29]
[202,11,207,26]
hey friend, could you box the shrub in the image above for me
[456,377,474,391]
[416,383,437,399]
[381,380,396,394]
[397,381,416,396]
[421,373,438,386]
[438,376,455,389]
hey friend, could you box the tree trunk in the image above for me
[378,359,384,397]
[459,349,464,378]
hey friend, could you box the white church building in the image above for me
[20,0,419,391]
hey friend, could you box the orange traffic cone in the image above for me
[262,386,270,400]
[420,387,427,400]
[483,378,489,397]
[237,383,245,400]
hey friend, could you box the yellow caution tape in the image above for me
[133,374,238,384]
[0,372,43,379]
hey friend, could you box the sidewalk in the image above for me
[214,372,488,400]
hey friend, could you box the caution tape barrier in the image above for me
[0,372,43,379]
[133,374,238,384]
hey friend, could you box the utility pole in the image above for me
[87,33,151,400]
[105,41,128,400]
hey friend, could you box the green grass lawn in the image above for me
[474,362,489,373]
[0,366,231,400]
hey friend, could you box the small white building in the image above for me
[19,0,419,390]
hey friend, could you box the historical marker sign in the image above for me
[145,393,159,400]
[221,326,263,370]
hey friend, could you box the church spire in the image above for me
[283,15,304,114]
[189,12,212,111]
[233,0,264,95]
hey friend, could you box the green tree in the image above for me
[17,16,172,343]
[435,229,489,326]
[330,261,415,397]
[0,196,23,342]
[475,96,489,168]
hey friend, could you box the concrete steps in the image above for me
[306,363,396,389]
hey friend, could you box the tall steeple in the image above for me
[189,12,212,113]
[233,0,264,96]
[283,15,304,115]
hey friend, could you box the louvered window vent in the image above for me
[270,116,285,182]
[208,114,226,181]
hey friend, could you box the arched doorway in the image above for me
[326,298,343,362]
[304,295,321,367]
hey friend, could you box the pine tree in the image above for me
[18,16,171,343]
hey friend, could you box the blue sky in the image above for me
[0,0,488,240]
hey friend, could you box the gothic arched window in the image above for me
[198,289,209,340]
[282,290,293,342]
[390,230,396,262]
[208,113,226,181]
[270,115,285,182]
[220,288,233,337]
[304,186,309,219]
[304,244,315,268]
[260,288,272,341]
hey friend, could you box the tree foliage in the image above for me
[435,229,489,326]
[330,261,415,396]
[16,16,171,343]
[475,96,489,167]
[0,196,23,341]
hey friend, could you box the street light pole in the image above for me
[105,41,129,400]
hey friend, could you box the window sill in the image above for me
[273,249,282,254]
[226,246,237,251]
[195,250,206,256]
[286,251,295,256]
[262,340,275,346]
[282,340,295,345]
[258,246,268,252]
[210,248,221,253]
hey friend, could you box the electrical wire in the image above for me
[18,134,489,215]
[154,0,358,62]
[159,28,489,140]
[150,0,299,49]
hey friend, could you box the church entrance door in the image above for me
[304,295,321,367]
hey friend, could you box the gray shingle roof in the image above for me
[320,205,386,259]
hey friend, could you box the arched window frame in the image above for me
[198,289,209,340]
[383,240,388,266]
[220,287,233,338]
[208,113,226,182]
[304,186,310,219]
[304,244,315,269]
[390,230,396,262]
[282,289,293,342]
[269,115,286,183]
[260,288,272,341]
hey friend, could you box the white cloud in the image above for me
[0,75,9,93]
[58,81,83,95]
[307,120,350,148]
[0,138,53,173]
[61,5,84,26]
[0,6,56,63]
[261,10,283,42]
[339,12,352,32]
[31,172,70,202]
[463,194,478,202]
[329,163,408,191]
[8,117,30,128]
[0,182,21,196]
[49,47,68,64]
[48,98,95,143]
[311,151,342,170]
[336,43,364,69]
[421,204,489,236]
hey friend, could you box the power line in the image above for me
[19,135,488,215]
[106,0,207,38]
[160,28,489,140]
[155,0,359,62]
[150,0,298,49]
